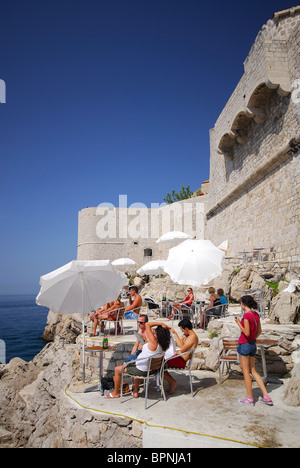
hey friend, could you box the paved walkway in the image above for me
[66,309,300,448]
[66,367,299,448]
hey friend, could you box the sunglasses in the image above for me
[138,321,146,324]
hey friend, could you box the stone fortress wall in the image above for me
[206,7,300,268]
[77,7,300,270]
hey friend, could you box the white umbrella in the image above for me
[36,260,128,382]
[156,231,192,243]
[218,240,229,253]
[111,258,136,267]
[136,259,166,276]
[164,240,225,321]
[165,239,225,287]
[137,260,166,303]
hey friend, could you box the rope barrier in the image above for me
[64,385,269,448]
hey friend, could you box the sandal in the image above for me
[105,392,119,399]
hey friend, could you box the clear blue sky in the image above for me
[0,0,296,294]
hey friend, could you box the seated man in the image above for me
[164,318,199,395]
[125,286,143,317]
[124,314,149,363]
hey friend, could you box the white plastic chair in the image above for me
[171,305,195,328]
[163,349,196,397]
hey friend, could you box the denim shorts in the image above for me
[124,349,142,364]
[237,341,257,357]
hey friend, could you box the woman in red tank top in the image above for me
[168,288,194,320]
[235,295,273,406]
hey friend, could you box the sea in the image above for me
[0,295,49,364]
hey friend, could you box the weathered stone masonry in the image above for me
[206,7,300,268]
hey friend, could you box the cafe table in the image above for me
[238,251,252,263]
[83,345,117,395]
[256,339,283,385]
[253,248,266,262]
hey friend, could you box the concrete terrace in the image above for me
[66,306,300,448]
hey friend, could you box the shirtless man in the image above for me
[164,318,198,394]
[124,314,149,363]
[125,286,143,316]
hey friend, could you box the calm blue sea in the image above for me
[0,295,49,363]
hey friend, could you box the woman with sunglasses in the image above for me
[168,288,194,320]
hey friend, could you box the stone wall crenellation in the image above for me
[206,7,300,268]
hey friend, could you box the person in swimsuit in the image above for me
[89,296,124,336]
[89,298,123,336]
[125,286,143,317]
[168,288,194,319]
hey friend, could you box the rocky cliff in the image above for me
[0,327,142,448]
[1,265,300,447]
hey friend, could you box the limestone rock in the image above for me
[42,311,82,342]
[270,291,300,324]
[203,339,219,372]
[283,363,300,407]
[229,268,251,301]
[229,268,270,302]
[0,334,143,448]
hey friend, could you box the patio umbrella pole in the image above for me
[81,273,85,383]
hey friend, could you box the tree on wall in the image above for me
[163,185,194,204]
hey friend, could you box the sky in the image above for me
[0,0,297,295]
